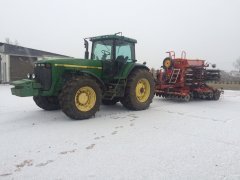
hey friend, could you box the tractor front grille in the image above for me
[34,64,52,90]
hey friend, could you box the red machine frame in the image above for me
[155,51,222,101]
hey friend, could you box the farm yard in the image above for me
[1,0,240,179]
[0,85,240,180]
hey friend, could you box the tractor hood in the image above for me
[37,58,102,69]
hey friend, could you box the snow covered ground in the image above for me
[0,85,240,180]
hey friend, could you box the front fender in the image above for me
[81,70,106,90]
[11,79,41,97]
[64,70,106,90]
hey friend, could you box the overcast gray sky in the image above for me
[1,0,239,71]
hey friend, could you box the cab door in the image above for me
[91,39,115,80]
[114,40,135,78]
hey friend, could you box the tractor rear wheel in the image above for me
[120,69,154,110]
[59,76,101,120]
[33,96,60,110]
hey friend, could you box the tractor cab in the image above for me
[84,33,137,79]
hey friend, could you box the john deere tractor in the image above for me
[11,33,154,120]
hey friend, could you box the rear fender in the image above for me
[126,64,150,79]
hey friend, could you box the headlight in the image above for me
[27,73,31,79]
[35,63,51,68]
[32,73,36,79]
[27,73,36,79]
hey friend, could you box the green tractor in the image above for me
[11,33,155,120]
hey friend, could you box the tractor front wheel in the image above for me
[33,96,60,111]
[120,69,154,110]
[59,76,101,120]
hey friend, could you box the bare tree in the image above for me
[5,38,20,45]
[233,57,240,72]
[5,37,11,44]
[14,40,19,46]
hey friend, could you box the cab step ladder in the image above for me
[169,69,180,83]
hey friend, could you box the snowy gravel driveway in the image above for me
[0,85,240,180]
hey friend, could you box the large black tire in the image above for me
[59,76,101,120]
[120,69,155,110]
[102,98,119,105]
[33,96,60,111]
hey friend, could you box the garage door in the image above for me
[10,55,37,81]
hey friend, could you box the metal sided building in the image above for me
[0,43,69,83]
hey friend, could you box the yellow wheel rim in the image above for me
[135,78,151,103]
[164,59,172,68]
[75,86,96,112]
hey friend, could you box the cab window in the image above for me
[115,41,135,62]
[92,40,113,60]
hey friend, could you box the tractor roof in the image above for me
[89,34,137,43]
